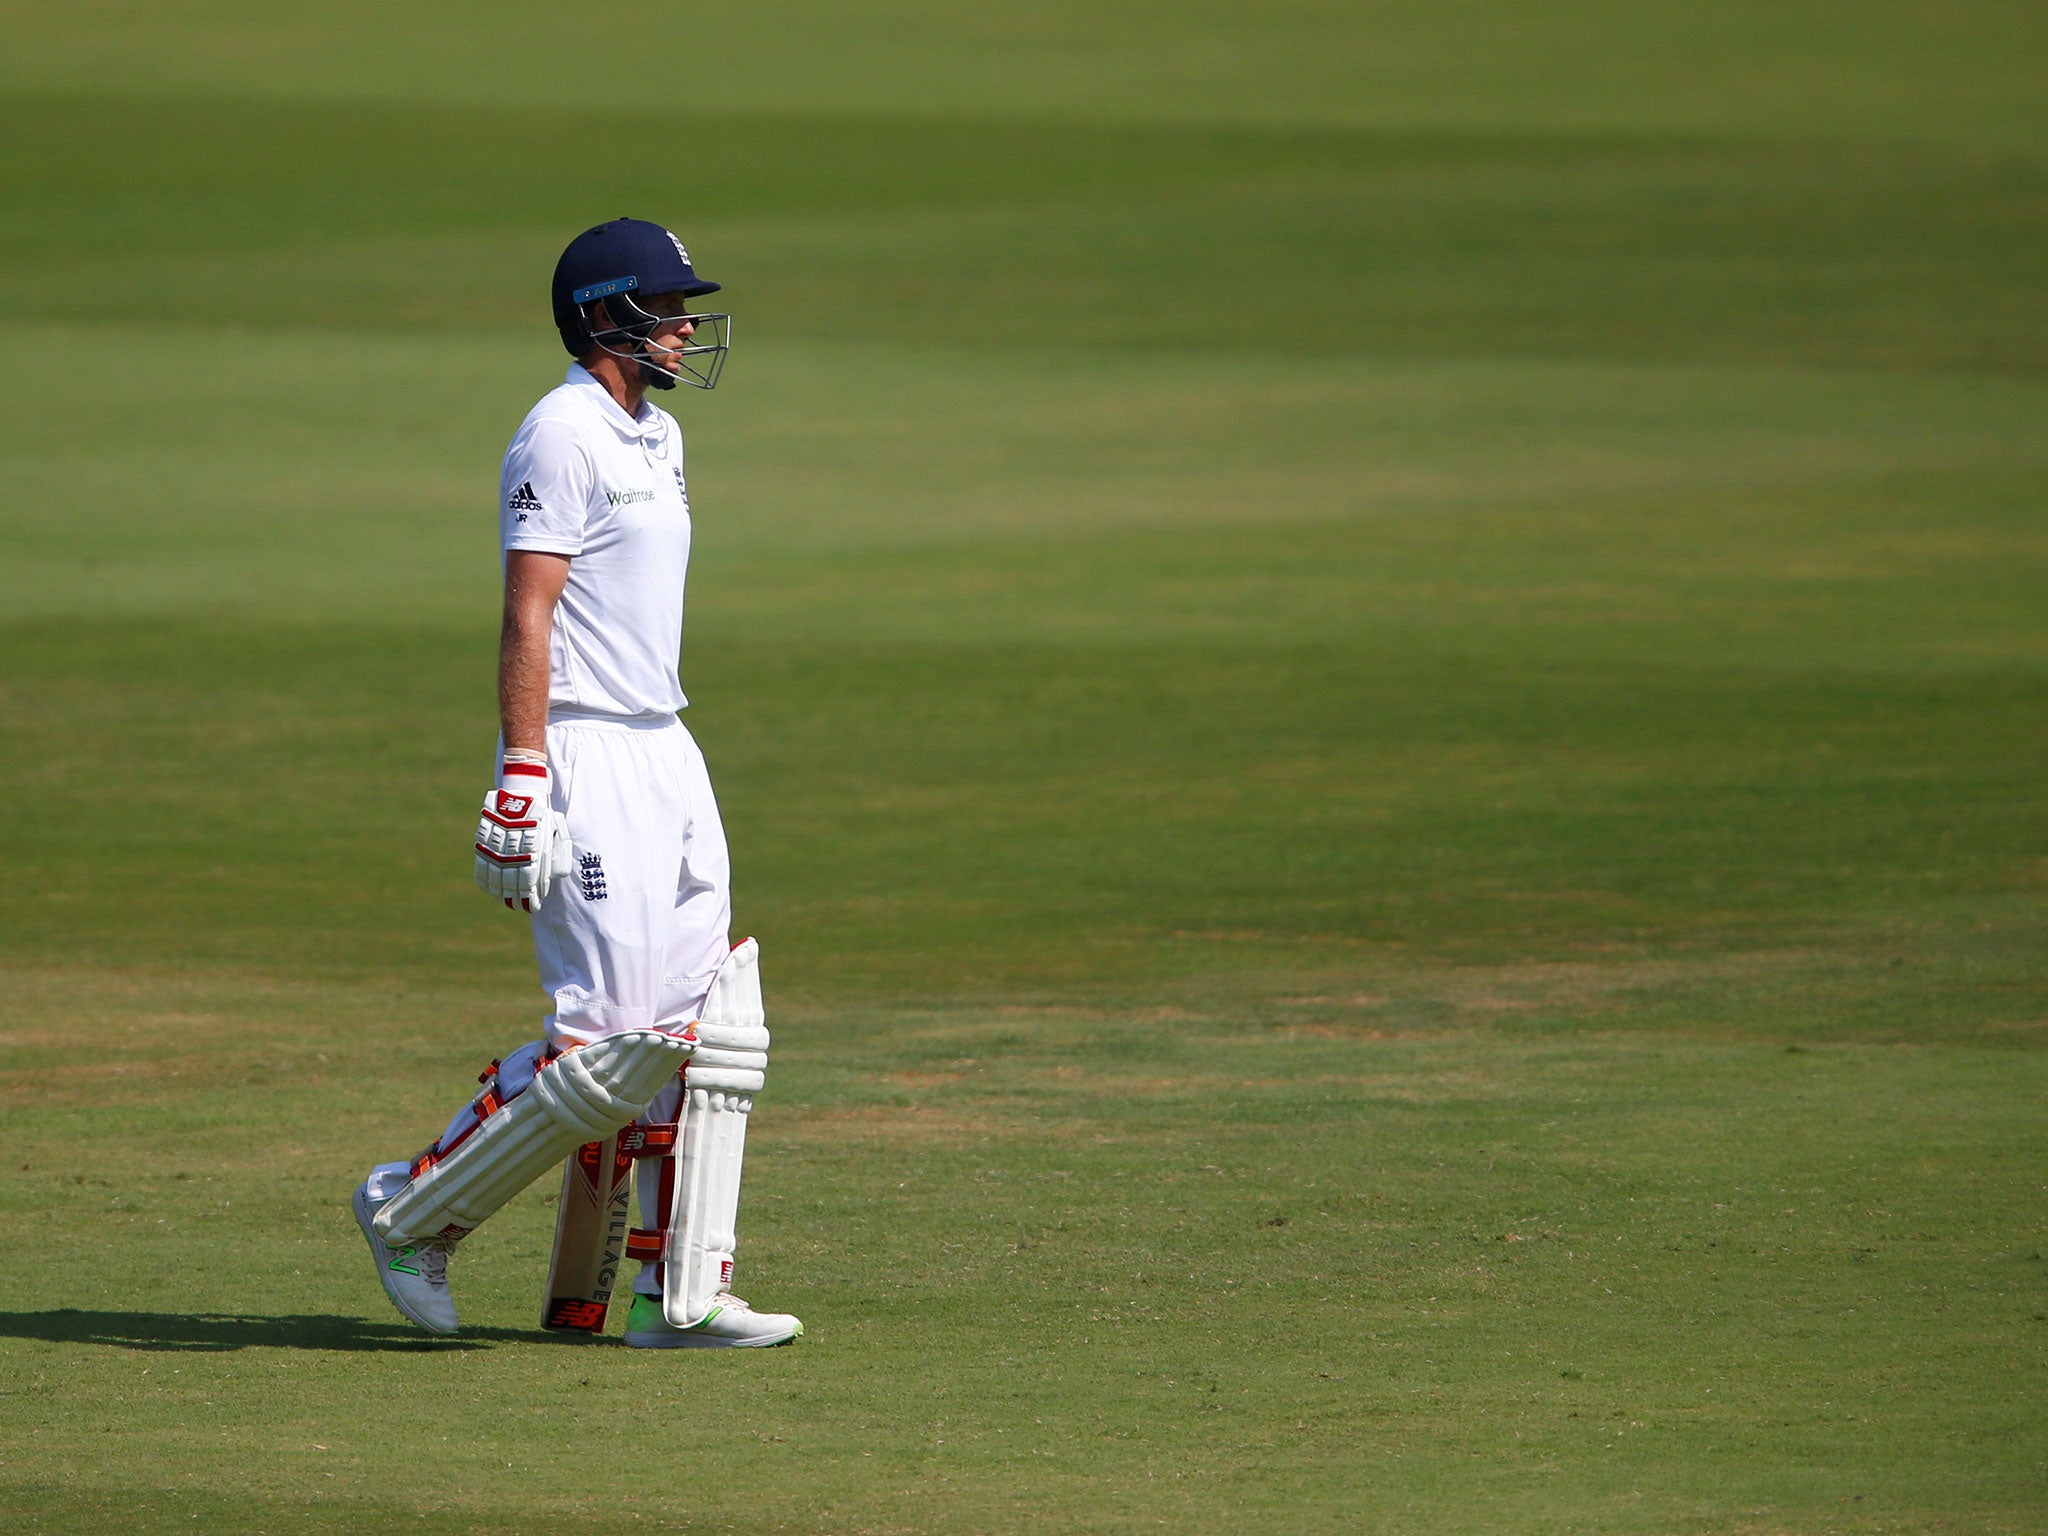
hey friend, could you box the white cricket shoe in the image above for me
[623,1292,802,1349]
[352,1181,459,1336]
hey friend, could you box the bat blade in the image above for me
[540,1135,634,1333]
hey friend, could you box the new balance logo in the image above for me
[545,1298,608,1330]
[578,852,609,901]
[508,480,544,513]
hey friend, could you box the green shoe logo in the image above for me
[389,1247,422,1277]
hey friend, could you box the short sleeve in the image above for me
[501,415,593,555]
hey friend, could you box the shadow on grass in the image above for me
[0,1308,599,1352]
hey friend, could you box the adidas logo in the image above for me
[508,480,544,513]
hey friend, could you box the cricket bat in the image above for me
[539,1135,634,1333]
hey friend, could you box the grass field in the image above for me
[1,3,2045,1532]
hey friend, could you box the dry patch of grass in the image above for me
[1259,946,1885,1037]
[774,1102,1023,1145]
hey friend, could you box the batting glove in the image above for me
[474,752,572,912]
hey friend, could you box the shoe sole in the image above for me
[352,1183,459,1337]
[622,1330,801,1349]
[623,1317,803,1350]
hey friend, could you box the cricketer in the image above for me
[351,219,801,1348]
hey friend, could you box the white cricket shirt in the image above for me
[500,365,694,720]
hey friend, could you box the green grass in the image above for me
[1,2,2045,1531]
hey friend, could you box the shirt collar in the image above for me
[566,363,667,443]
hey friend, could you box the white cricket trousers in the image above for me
[536,713,733,1047]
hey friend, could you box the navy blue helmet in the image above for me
[551,218,729,390]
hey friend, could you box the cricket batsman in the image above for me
[352,219,802,1348]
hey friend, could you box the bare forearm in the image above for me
[498,551,571,754]
[498,616,552,753]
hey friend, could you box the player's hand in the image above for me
[474,754,573,911]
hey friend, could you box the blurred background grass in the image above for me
[0,3,2044,1532]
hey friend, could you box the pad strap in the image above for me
[407,1047,564,1178]
[618,1124,677,1157]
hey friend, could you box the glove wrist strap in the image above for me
[499,750,550,796]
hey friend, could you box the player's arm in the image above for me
[499,551,571,752]
[475,551,574,911]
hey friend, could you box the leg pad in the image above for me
[377,1028,692,1247]
[662,939,769,1327]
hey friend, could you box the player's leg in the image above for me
[358,721,691,1336]
[623,725,801,1347]
[354,1029,690,1333]
[529,718,700,1331]
[620,717,733,1255]
[624,940,800,1348]
[356,1041,555,1334]
[621,715,730,1300]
